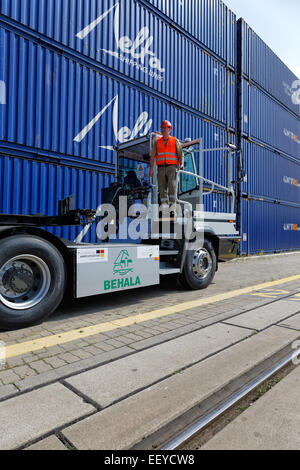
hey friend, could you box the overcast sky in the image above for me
[224,0,300,79]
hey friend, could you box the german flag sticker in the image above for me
[96,249,107,259]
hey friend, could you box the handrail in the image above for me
[176,169,236,214]
[150,136,237,215]
[179,170,235,196]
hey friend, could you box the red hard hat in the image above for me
[161,120,172,130]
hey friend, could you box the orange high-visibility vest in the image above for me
[155,137,179,166]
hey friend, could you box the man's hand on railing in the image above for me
[181,138,201,149]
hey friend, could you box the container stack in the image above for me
[0,0,237,242]
[237,18,300,255]
[1,1,300,255]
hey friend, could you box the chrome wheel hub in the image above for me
[0,255,51,311]
[192,248,213,280]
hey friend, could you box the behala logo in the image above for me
[291,80,300,105]
[73,94,153,149]
[113,249,134,276]
[76,1,165,81]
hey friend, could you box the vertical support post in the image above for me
[150,133,159,220]
[228,150,233,213]
[199,138,204,208]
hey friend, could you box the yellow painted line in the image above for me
[251,294,278,299]
[4,274,300,359]
[251,288,290,299]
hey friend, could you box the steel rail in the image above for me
[161,347,300,450]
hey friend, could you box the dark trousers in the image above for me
[157,165,177,204]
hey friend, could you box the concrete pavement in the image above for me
[0,253,299,449]
[202,364,300,450]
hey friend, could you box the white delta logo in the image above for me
[73,94,153,150]
[74,1,161,149]
[76,1,165,80]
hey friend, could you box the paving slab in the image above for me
[202,365,300,450]
[0,383,95,450]
[65,323,252,408]
[279,312,300,330]
[14,346,132,395]
[0,384,18,400]
[25,435,67,450]
[62,326,299,450]
[225,299,300,331]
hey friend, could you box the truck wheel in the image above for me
[0,235,66,330]
[179,239,217,290]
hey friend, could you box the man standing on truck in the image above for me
[150,121,184,210]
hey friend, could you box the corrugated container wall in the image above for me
[3,1,300,254]
[143,0,236,68]
[237,17,300,255]
[240,79,300,160]
[242,140,300,204]
[0,23,234,168]
[1,0,237,68]
[240,198,300,255]
[237,18,300,118]
[0,0,237,245]
[0,154,114,243]
[0,0,236,129]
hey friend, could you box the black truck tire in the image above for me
[179,239,217,290]
[0,235,66,330]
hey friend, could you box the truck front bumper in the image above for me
[218,236,240,261]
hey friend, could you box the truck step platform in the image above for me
[159,267,181,275]
[159,250,179,256]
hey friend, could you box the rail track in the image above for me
[161,347,300,450]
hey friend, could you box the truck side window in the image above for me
[180,151,198,194]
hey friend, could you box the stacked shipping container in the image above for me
[0,0,237,243]
[237,18,300,254]
[0,1,300,254]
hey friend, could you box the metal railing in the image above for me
[176,138,237,214]
[150,136,238,216]
[175,169,236,214]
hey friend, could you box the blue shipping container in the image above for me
[3,0,300,257]
[0,26,236,171]
[0,24,236,169]
[143,0,236,67]
[0,0,237,67]
[241,139,300,204]
[237,18,300,118]
[0,0,236,126]
[240,198,300,255]
[0,154,114,243]
[240,79,300,160]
